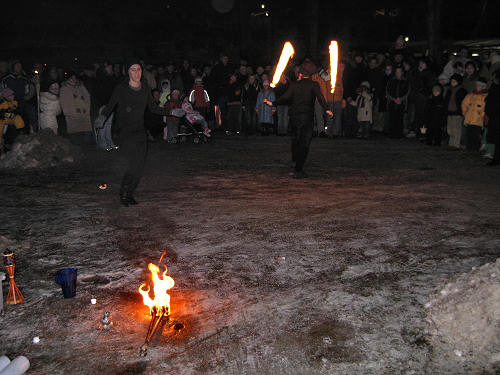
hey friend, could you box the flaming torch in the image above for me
[270,41,295,88]
[329,41,339,94]
[138,262,175,356]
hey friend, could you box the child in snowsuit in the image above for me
[0,87,25,152]
[162,89,182,142]
[181,99,211,137]
[462,78,488,151]
[354,81,373,139]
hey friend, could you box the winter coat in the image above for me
[94,71,118,108]
[1,72,29,103]
[188,85,210,108]
[355,91,373,123]
[413,69,435,97]
[39,91,61,133]
[225,82,242,104]
[241,82,260,107]
[444,86,467,115]
[386,77,410,111]
[461,91,487,127]
[312,73,334,102]
[256,89,276,124]
[164,99,182,124]
[462,73,479,94]
[343,63,367,99]
[426,95,446,129]
[485,82,500,142]
[275,79,327,119]
[60,80,92,133]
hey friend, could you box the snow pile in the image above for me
[0,129,82,170]
[425,258,500,374]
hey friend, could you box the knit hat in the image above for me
[476,77,488,87]
[1,87,14,98]
[125,57,141,73]
[360,81,370,89]
[299,59,317,75]
[438,73,449,84]
[450,73,463,85]
[432,84,443,94]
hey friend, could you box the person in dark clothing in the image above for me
[264,59,333,179]
[241,74,260,135]
[425,84,446,146]
[100,58,172,207]
[386,66,410,138]
[95,62,119,108]
[444,73,468,149]
[224,74,242,135]
[411,58,436,137]
[485,69,500,166]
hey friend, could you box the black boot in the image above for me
[120,175,133,207]
[126,178,139,205]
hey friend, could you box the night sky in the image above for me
[2,0,498,65]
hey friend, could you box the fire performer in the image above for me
[264,59,333,178]
[100,59,173,206]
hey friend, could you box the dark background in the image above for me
[1,0,498,66]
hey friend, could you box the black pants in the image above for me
[466,125,482,151]
[426,125,442,146]
[388,107,404,138]
[290,113,314,172]
[119,131,148,195]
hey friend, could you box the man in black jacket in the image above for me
[100,58,172,206]
[264,59,332,178]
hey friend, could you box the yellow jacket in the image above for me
[461,92,487,127]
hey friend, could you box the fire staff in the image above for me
[265,59,333,179]
[101,58,172,206]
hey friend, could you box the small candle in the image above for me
[90,298,97,305]
[32,336,40,344]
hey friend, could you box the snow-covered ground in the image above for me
[1,135,499,374]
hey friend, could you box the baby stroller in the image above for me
[176,102,211,144]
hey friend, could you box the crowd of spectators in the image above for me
[1,40,499,165]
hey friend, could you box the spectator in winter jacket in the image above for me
[1,60,36,132]
[354,81,373,139]
[163,89,182,143]
[158,79,171,107]
[411,58,436,137]
[425,84,446,146]
[188,77,210,120]
[241,74,260,135]
[462,62,479,94]
[59,71,92,145]
[444,74,468,149]
[40,81,62,134]
[0,87,25,152]
[225,74,242,135]
[462,77,488,151]
[485,68,500,166]
[386,66,410,138]
[256,80,276,135]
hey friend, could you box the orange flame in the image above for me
[139,263,175,315]
[329,41,339,94]
[270,41,295,88]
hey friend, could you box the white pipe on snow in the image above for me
[0,356,10,372]
[0,356,30,375]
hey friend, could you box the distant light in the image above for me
[74,57,78,61]
[34,70,39,74]
[471,53,479,57]
[43,63,47,67]
[265,11,269,16]
[261,4,265,8]
[452,52,457,56]
[404,36,409,42]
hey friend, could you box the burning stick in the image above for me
[329,41,339,94]
[270,42,295,88]
[138,262,175,356]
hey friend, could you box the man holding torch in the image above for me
[264,59,333,179]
